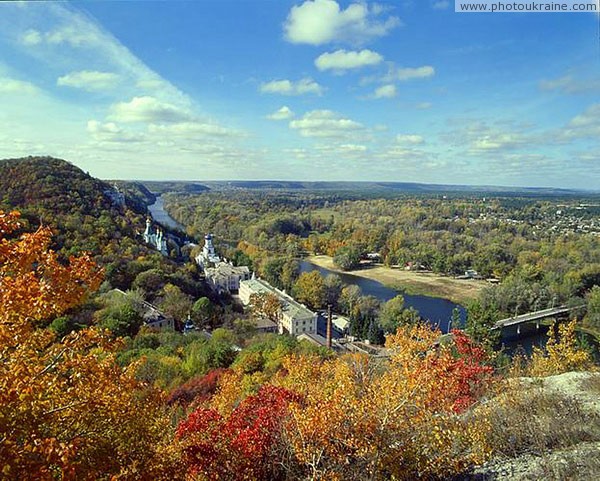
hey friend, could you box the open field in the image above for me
[306,255,488,305]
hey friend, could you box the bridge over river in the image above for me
[492,305,585,332]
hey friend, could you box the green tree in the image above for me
[324,274,343,309]
[191,296,217,327]
[95,291,144,338]
[339,284,362,318]
[280,258,300,291]
[333,245,361,271]
[293,271,327,310]
[465,300,500,349]
[367,319,385,345]
[158,283,193,325]
[585,285,600,330]
[379,295,406,333]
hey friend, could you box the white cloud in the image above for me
[416,102,433,110]
[20,29,42,46]
[385,65,436,82]
[338,143,367,152]
[148,121,241,138]
[0,77,39,94]
[447,121,530,154]
[11,3,189,106]
[0,3,255,180]
[373,84,396,98]
[432,1,450,9]
[260,78,324,96]
[289,109,363,138]
[539,74,600,95]
[396,134,424,145]
[109,96,193,123]
[46,26,93,47]
[267,106,295,120]
[361,64,436,87]
[315,49,383,71]
[560,103,600,139]
[471,133,525,152]
[57,70,120,91]
[87,120,144,143]
[284,0,400,46]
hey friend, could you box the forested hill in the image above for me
[0,156,203,298]
[0,156,141,255]
[0,156,117,216]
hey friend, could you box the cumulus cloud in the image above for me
[470,133,526,152]
[87,120,143,143]
[267,106,295,120]
[338,143,367,152]
[284,0,400,46]
[260,78,324,96]
[315,49,383,71]
[373,84,397,98]
[0,77,39,95]
[442,120,534,156]
[396,134,424,145]
[289,109,363,138]
[57,70,120,91]
[109,96,193,123]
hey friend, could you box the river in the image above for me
[147,196,186,231]
[300,260,466,334]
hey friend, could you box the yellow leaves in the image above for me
[265,325,494,479]
[0,211,181,480]
[0,210,103,329]
[529,319,592,377]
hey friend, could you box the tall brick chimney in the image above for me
[327,304,332,349]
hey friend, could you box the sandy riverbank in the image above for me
[306,255,488,305]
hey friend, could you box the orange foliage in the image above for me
[0,211,103,327]
[0,211,181,480]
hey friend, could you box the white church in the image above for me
[195,234,250,294]
[143,218,168,256]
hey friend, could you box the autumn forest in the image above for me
[1,157,600,480]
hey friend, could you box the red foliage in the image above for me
[177,385,301,480]
[427,330,494,413]
[167,368,231,407]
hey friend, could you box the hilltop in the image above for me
[0,156,204,298]
[0,156,117,216]
[0,156,149,257]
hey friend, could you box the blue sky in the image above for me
[0,0,598,188]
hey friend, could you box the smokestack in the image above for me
[327,304,332,349]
